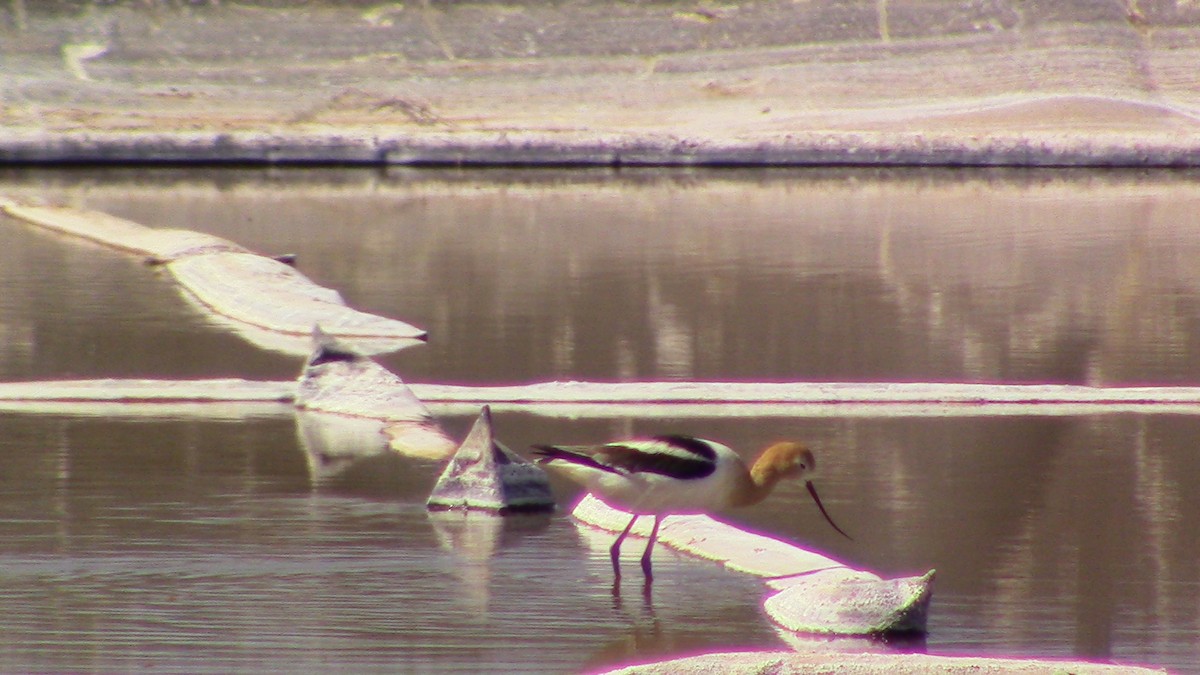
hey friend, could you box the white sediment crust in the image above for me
[763,569,935,635]
[295,357,435,424]
[414,380,1200,418]
[423,399,1200,418]
[427,406,555,510]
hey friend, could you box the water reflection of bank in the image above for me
[5,168,1200,386]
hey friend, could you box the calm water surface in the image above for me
[1,167,1198,672]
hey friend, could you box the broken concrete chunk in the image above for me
[427,405,555,514]
[296,326,455,460]
[764,568,935,636]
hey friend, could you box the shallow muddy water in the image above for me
[1,167,1198,672]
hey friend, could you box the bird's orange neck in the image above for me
[733,472,777,507]
[731,458,786,507]
[731,442,807,507]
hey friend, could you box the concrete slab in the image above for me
[295,327,456,459]
[596,650,1168,674]
[0,199,428,354]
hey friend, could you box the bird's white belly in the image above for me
[592,471,730,515]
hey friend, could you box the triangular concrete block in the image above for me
[427,405,555,514]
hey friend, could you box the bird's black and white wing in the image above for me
[534,435,718,481]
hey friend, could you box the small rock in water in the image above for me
[427,405,556,514]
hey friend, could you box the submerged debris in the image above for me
[427,405,555,514]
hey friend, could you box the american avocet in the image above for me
[532,435,851,581]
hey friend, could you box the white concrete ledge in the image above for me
[0,378,292,419]
[8,379,1200,418]
[596,650,1167,674]
[412,380,1200,406]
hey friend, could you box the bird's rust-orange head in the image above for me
[750,441,817,484]
[751,441,852,540]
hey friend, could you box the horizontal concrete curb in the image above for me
[596,650,1168,674]
[9,379,1200,418]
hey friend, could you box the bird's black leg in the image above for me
[611,514,638,580]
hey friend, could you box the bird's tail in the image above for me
[531,444,574,463]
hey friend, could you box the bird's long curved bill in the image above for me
[806,481,853,540]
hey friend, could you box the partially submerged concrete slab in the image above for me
[0,200,428,355]
[13,377,1200,419]
[0,201,250,260]
[427,405,555,514]
[295,327,455,460]
[166,251,427,351]
[596,650,1167,675]
[572,494,933,636]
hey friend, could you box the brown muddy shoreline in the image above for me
[3,1,1199,166]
